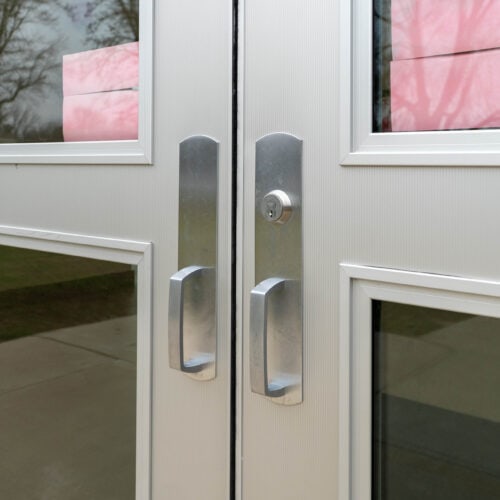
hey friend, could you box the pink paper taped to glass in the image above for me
[63,91,138,142]
[62,42,139,142]
[392,0,500,60]
[391,49,500,132]
[63,42,139,96]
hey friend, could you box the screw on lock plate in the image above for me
[261,190,293,224]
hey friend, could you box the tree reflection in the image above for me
[87,0,138,48]
[0,0,64,142]
[0,0,140,143]
[374,0,500,132]
[64,0,139,49]
[373,0,393,132]
[390,0,498,132]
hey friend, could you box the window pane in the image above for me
[372,301,500,500]
[373,0,500,133]
[0,0,139,143]
[0,245,136,499]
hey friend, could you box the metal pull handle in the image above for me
[169,265,216,380]
[250,277,288,398]
[170,135,218,380]
[252,133,303,405]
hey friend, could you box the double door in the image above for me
[0,1,499,499]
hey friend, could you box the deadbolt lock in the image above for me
[261,189,293,224]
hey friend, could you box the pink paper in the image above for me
[392,0,500,60]
[391,49,500,132]
[63,91,138,142]
[63,42,139,97]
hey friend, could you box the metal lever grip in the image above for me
[169,265,215,377]
[250,277,288,398]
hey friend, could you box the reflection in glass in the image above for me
[0,0,139,143]
[373,0,500,133]
[373,0,392,132]
[0,245,136,499]
[372,301,500,500]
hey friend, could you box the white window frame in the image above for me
[339,263,500,500]
[0,1,153,165]
[0,225,153,500]
[339,0,500,166]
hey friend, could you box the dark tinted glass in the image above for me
[373,301,500,500]
[0,245,136,499]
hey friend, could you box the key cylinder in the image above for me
[261,190,293,224]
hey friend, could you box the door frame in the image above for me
[0,224,153,499]
[342,0,500,166]
[339,264,500,500]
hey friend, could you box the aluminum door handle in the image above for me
[252,133,303,405]
[169,135,218,381]
[250,277,288,398]
[169,265,216,377]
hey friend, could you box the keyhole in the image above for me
[266,200,277,220]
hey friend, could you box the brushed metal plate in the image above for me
[169,135,218,381]
[253,132,303,405]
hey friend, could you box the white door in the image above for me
[0,1,232,499]
[3,1,500,499]
[239,1,500,499]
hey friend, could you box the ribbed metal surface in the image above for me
[0,1,233,499]
[241,0,500,498]
[242,2,339,497]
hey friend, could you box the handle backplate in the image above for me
[168,135,218,380]
[252,133,303,405]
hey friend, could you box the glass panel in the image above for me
[372,301,500,500]
[0,0,139,143]
[0,245,136,499]
[373,0,500,133]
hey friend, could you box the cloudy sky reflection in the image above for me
[0,0,138,143]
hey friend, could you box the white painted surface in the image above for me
[239,1,500,498]
[0,0,233,498]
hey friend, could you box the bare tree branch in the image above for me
[0,0,139,142]
[0,0,62,141]
[84,0,139,49]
